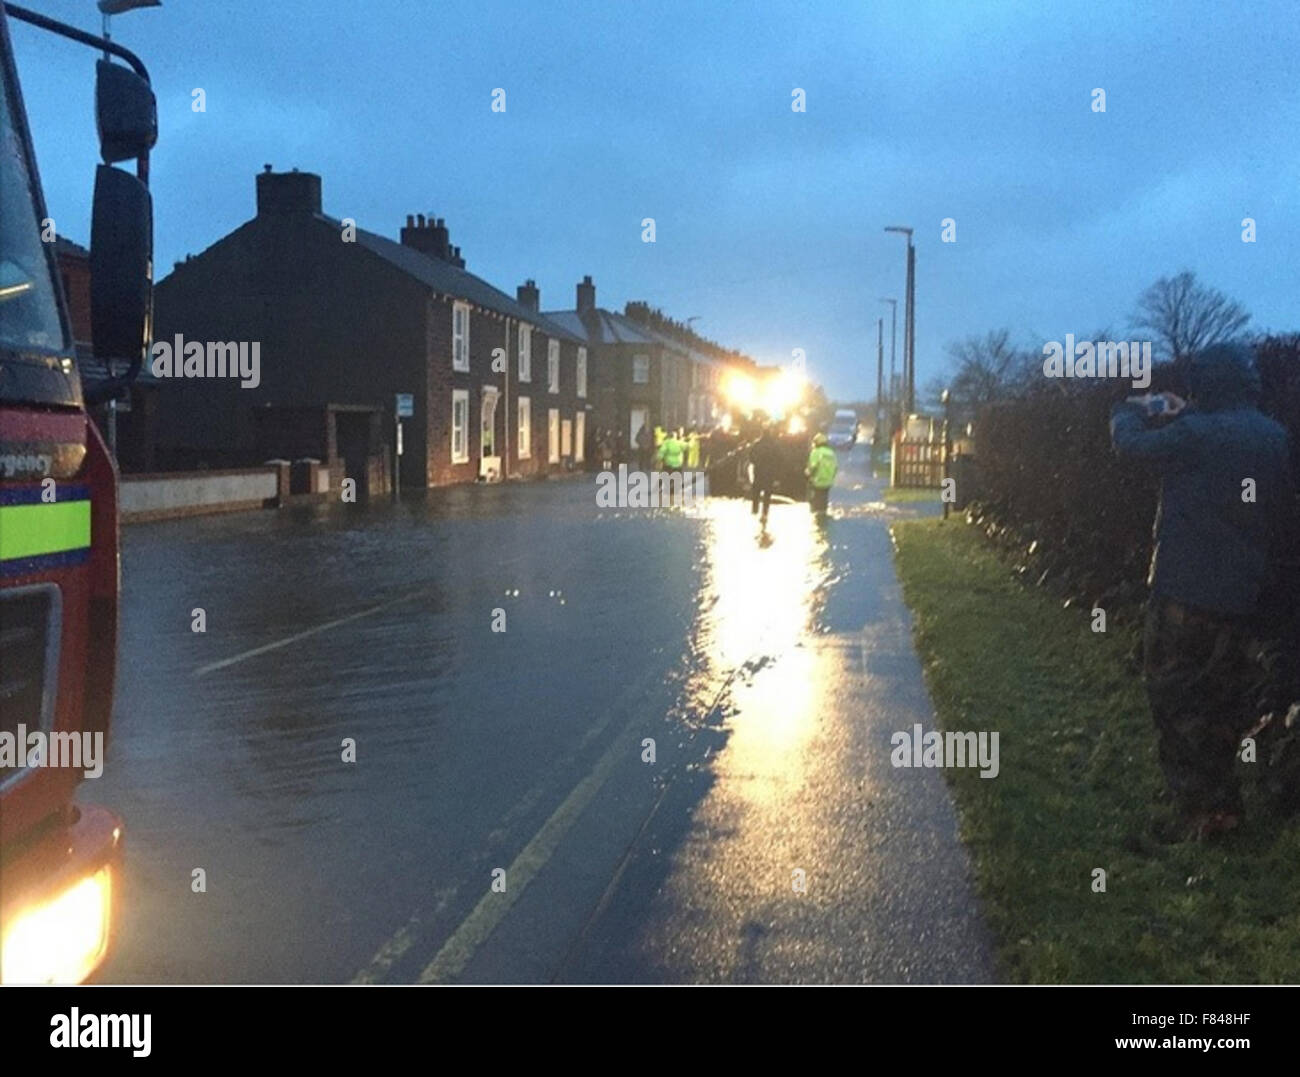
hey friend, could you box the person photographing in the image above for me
[1110,342,1294,840]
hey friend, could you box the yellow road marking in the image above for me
[418,720,644,983]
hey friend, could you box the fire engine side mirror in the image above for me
[95,59,157,164]
[90,164,153,379]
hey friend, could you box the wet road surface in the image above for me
[92,446,995,983]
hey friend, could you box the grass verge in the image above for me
[882,486,941,503]
[892,517,1300,983]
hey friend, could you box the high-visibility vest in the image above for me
[807,445,838,489]
[659,437,685,469]
[654,426,666,447]
[686,433,701,469]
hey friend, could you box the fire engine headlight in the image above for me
[1,867,112,984]
[724,373,757,410]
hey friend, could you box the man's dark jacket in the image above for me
[750,432,782,485]
[1110,342,1294,616]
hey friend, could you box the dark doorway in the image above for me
[335,411,374,500]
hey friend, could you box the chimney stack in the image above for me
[576,275,595,314]
[517,279,540,311]
[400,213,455,262]
[256,167,323,217]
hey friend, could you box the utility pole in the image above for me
[885,227,915,416]
[879,297,897,432]
[905,241,916,413]
[876,317,884,440]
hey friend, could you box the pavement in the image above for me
[91,445,996,983]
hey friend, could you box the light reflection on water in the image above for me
[683,497,835,777]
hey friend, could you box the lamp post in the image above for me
[879,296,897,432]
[940,387,952,520]
[884,227,915,416]
[875,317,884,452]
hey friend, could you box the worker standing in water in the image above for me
[806,432,838,517]
[749,421,782,525]
[657,427,687,506]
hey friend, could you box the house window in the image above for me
[518,324,531,382]
[548,408,560,464]
[451,390,469,463]
[517,396,531,459]
[453,302,470,372]
[574,410,586,463]
[632,354,650,384]
[548,339,560,393]
[576,347,587,398]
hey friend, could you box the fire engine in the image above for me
[0,2,155,983]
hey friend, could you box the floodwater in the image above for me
[91,447,993,983]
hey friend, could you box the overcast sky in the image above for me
[15,0,1299,400]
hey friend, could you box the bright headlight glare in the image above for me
[1,868,112,985]
[724,373,756,409]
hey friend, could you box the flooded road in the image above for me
[92,447,994,983]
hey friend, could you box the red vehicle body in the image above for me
[0,3,153,984]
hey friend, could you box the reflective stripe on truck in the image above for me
[0,485,92,575]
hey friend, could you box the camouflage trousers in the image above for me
[1143,597,1258,818]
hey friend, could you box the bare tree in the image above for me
[1131,271,1251,362]
[944,329,1034,409]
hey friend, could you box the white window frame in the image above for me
[548,338,560,394]
[548,408,560,464]
[576,347,587,399]
[451,389,470,463]
[517,396,531,459]
[452,302,470,372]
[574,410,585,463]
[632,354,650,384]
[518,324,532,382]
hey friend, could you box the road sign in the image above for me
[395,393,414,418]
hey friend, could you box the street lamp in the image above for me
[884,227,915,416]
[879,296,897,431]
[940,387,952,519]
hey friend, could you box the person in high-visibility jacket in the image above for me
[805,432,838,516]
[658,429,686,471]
[657,428,687,506]
[653,425,666,450]
[686,428,701,470]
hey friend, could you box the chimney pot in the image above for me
[576,275,596,314]
[406,214,415,228]
[401,214,452,261]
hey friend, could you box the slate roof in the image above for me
[629,321,725,368]
[318,215,582,344]
[542,308,661,347]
